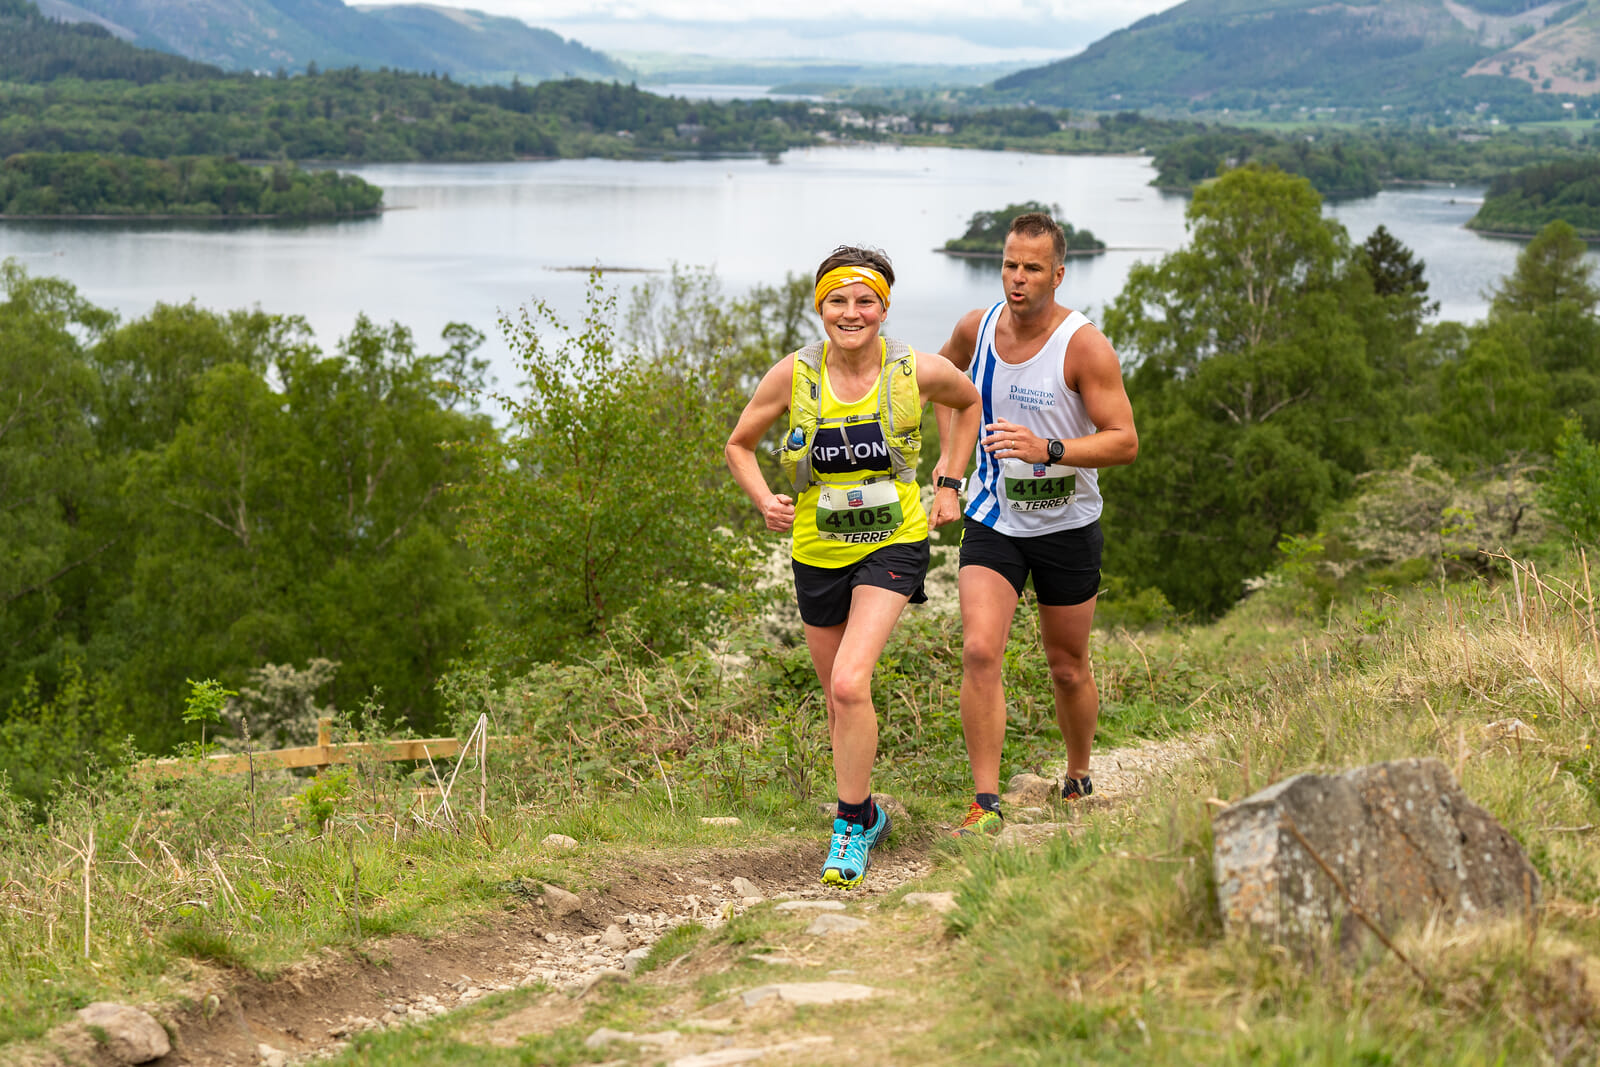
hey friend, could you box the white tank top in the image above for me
[963,301,1104,536]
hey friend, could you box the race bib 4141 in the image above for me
[1002,459,1075,512]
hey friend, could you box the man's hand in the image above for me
[981,418,1048,465]
[928,487,961,528]
[761,493,795,532]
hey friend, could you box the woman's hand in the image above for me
[762,493,796,532]
[927,486,961,528]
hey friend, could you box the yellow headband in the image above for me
[813,266,890,313]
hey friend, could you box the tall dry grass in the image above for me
[937,554,1600,1065]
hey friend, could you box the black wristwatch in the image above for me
[1046,439,1065,464]
[935,476,963,492]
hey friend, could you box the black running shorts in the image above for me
[791,540,930,628]
[958,518,1102,606]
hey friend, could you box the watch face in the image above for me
[1048,440,1064,462]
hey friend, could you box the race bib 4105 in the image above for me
[815,481,904,543]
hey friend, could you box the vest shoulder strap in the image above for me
[880,338,919,435]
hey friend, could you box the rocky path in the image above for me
[26,737,1202,1067]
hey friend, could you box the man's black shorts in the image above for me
[958,518,1102,606]
[791,540,930,628]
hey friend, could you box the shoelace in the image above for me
[832,825,854,860]
[957,805,992,829]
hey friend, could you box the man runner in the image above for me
[935,211,1138,836]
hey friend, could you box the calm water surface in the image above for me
[0,147,1581,389]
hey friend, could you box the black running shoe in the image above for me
[1062,775,1093,802]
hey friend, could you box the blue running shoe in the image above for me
[820,804,892,889]
[820,818,854,886]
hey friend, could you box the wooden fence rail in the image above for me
[140,717,466,779]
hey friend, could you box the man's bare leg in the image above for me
[1038,596,1099,780]
[957,565,1022,795]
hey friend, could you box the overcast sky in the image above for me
[368,0,1177,63]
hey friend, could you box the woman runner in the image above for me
[725,245,981,887]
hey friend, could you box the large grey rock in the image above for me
[1213,758,1538,950]
[76,1003,170,1064]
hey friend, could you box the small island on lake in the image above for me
[0,153,383,220]
[1467,159,1600,239]
[941,200,1106,257]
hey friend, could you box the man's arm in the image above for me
[930,309,985,484]
[915,351,981,527]
[980,326,1137,469]
[725,354,799,533]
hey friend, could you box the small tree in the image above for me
[1489,220,1599,318]
[461,272,764,667]
[1541,417,1600,545]
[183,677,235,752]
[1358,224,1438,328]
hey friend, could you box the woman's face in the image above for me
[818,282,885,354]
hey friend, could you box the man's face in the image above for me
[1000,231,1065,314]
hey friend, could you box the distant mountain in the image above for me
[1465,2,1600,93]
[995,0,1600,111]
[616,52,1036,91]
[3,0,220,82]
[356,5,628,83]
[33,0,626,82]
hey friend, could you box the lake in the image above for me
[0,146,1579,390]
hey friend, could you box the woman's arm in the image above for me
[725,354,798,533]
[916,351,981,528]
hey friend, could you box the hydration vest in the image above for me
[775,338,922,493]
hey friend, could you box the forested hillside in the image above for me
[0,261,810,805]
[1470,157,1600,235]
[1148,124,1600,195]
[0,72,827,161]
[995,0,1596,116]
[0,152,383,216]
[1101,169,1600,614]
[0,0,219,82]
[357,5,627,85]
[34,0,624,82]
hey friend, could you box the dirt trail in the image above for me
[23,737,1202,1067]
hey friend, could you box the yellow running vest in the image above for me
[789,345,928,568]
